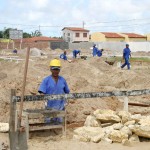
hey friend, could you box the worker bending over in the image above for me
[121,44,131,70]
[97,49,104,57]
[92,44,98,57]
[73,49,81,58]
[38,59,70,123]
[60,51,67,60]
[13,48,17,54]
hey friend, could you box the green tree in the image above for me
[0,31,3,38]
[23,32,31,38]
[3,28,13,39]
[31,30,42,37]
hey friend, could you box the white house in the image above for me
[62,27,89,43]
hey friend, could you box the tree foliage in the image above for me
[0,31,3,38]
[3,28,13,39]
[31,30,42,37]
[0,28,43,39]
[23,32,31,38]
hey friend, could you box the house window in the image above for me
[68,33,70,36]
[75,33,80,37]
[83,33,87,37]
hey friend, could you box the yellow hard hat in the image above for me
[49,59,61,67]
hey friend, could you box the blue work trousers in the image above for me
[45,100,65,124]
[121,57,130,70]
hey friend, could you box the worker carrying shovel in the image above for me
[38,59,70,123]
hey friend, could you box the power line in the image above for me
[0,17,149,28]
[86,18,150,25]
[86,22,150,28]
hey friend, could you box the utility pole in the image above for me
[38,25,41,36]
[82,21,85,28]
[39,25,41,32]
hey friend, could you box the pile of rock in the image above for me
[0,141,8,150]
[73,109,150,145]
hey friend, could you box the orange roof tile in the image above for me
[62,27,89,32]
[101,32,124,38]
[121,33,146,38]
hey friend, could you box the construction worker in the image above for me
[73,49,81,58]
[121,44,131,70]
[92,44,98,57]
[60,51,67,60]
[12,48,17,54]
[38,59,70,123]
[97,49,104,57]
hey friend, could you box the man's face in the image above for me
[50,68,60,77]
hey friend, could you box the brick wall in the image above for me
[0,41,50,50]
[0,41,13,49]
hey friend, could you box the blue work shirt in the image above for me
[93,47,98,56]
[60,54,67,60]
[97,50,102,57]
[38,75,70,110]
[123,48,131,59]
[73,50,80,58]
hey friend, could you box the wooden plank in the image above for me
[22,109,66,119]
[29,125,63,131]
[13,89,150,102]
[129,102,150,107]
[9,89,18,150]
[9,90,28,150]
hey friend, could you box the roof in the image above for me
[62,27,89,32]
[14,36,64,43]
[121,33,146,38]
[101,32,124,38]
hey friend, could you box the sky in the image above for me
[0,0,150,37]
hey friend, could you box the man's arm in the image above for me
[64,80,70,94]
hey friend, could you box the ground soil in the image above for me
[0,48,150,150]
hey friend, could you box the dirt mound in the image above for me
[0,50,150,123]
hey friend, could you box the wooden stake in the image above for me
[18,46,30,128]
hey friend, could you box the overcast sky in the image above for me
[0,0,150,37]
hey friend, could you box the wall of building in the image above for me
[69,42,93,50]
[127,38,147,42]
[63,29,89,43]
[118,33,147,42]
[90,33,106,42]
[145,34,150,41]
[62,29,73,42]
[69,41,150,55]
[106,38,125,42]
[72,32,89,42]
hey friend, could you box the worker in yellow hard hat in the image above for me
[38,58,70,123]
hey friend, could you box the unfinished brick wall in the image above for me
[0,41,50,50]
[0,42,14,49]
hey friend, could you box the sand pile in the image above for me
[0,50,150,124]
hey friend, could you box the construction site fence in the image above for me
[69,41,150,53]
[12,89,150,102]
